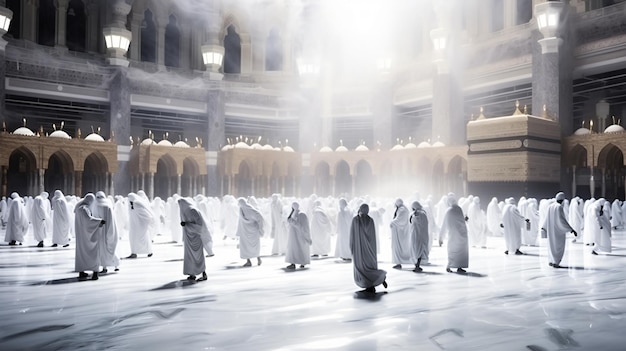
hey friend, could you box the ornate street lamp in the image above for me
[535,1,564,54]
[201,44,224,80]
[103,0,131,66]
[430,27,449,74]
[296,58,320,76]
[0,5,13,51]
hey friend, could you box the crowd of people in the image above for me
[1,189,622,292]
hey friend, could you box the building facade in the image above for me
[0,0,624,200]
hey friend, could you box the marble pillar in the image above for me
[110,68,131,196]
[206,89,225,196]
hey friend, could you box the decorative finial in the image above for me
[110,130,115,142]
[23,118,26,127]
[340,139,343,146]
[513,100,522,115]
[477,106,486,120]
[286,138,289,145]
[542,104,548,118]
[165,132,169,140]
[130,136,134,146]
[39,125,44,137]
[590,120,594,132]
[2,121,6,132]
[179,134,182,141]
[523,105,528,114]
[258,136,262,143]
[53,123,57,131]
[470,113,474,121]
[91,125,95,134]
[77,128,81,139]
[60,121,64,130]
[612,115,616,125]
[97,126,101,134]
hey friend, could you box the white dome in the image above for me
[13,127,35,136]
[573,128,591,136]
[355,145,369,151]
[84,133,105,142]
[234,141,251,149]
[417,141,431,148]
[157,140,172,146]
[262,144,274,150]
[49,130,71,139]
[141,138,154,145]
[174,140,190,148]
[273,147,281,151]
[319,146,333,153]
[432,141,445,147]
[604,125,625,133]
[283,146,295,152]
[404,142,417,149]
[391,144,404,151]
[221,145,233,151]
[335,145,349,152]
[251,143,263,150]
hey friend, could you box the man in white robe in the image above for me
[221,195,239,240]
[237,198,264,267]
[167,194,182,243]
[126,193,154,258]
[410,201,429,272]
[592,199,612,255]
[610,199,622,230]
[270,194,288,255]
[439,194,469,273]
[286,202,312,269]
[51,190,71,247]
[32,192,51,247]
[179,198,210,281]
[113,196,128,241]
[334,198,353,261]
[74,194,105,280]
[523,198,540,246]
[568,197,584,243]
[486,197,502,237]
[5,193,28,245]
[540,192,576,268]
[310,200,332,257]
[583,199,599,246]
[390,198,412,269]
[92,191,120,273]
[501,198,526,255]
[467,196,488,248]
[350,203,387,293]
[0,196,6,228]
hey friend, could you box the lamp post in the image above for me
[0,4,13,51]
[535,1,564,54]
[430,27,448,74]
[201,44,224,80]
[103,0,132,67]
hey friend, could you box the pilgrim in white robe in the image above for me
[523,199,540,246]
[237,198,264,265]
[390,199,412,267]
[127,193,154,257]
[0,196,7,228]
[568,197,584,242]
[179,198,209,280]
[593,199,612,254]
[350,204,387,292]
[221,195,239,239]
[583,200,599,245]
[285,203,312,268]
[487,197,503,236]
[310,201,333,256]
[410,201,430,272]
[32,193,51,245]
[270,194,287,255]
[334,199,353,260]
[610,199,622,229]
[92,192,120,271]
[74,194,104,278]
[5,194,28,245]
[501,198,525,255]
[439,195,469,272]
[423,199,438,256]
[51,190,71,247]
[538,199,552,238]
[540,193,575,267]
[467,197,488,248]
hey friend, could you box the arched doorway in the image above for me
[154,155,177,198]
[182,157,199,197]
[164,14,180,67]
[45,151,74,195]
[265,27,282,71]
[432,159,444,199]
[598,144,625,200]
[354,160,373,197]
[7,147,37,196]
[447,156,467,198]
[141,9,157,63]
[314,162,330,197]
[236,161,252,197]
[38,0,56,47]
[568,144,589,198]
[335,160,351,197]
[223,25,241,74]
[66,0,86,52]
[82,152,108,194]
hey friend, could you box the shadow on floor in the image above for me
[150,279,202,291]
[353,290,387,301]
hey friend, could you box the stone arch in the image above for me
[155,154,177,198]
[236,159,253,196]
[597,143,623,169]
[38,0,56,47]
[597,143,625,199]
[181,157,200,197]
[164,13,180,67]
[567,144,588,167]
[265,26,283,71]
[314,161,331,197]
[141,8,157,62]
[45,150,74,195]
[354,160,373,197]
[66,0,86,52]
[82,151,108,194]
[335,160,351,197]
[223,23,241,74]
[447,155,467,198]
[6,147,37,196]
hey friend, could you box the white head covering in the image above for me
[555,192,566,201]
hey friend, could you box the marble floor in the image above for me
[0,230,625,351]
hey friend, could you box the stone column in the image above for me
[130,11,143,61]
[140,172,145,191]
[86,0,99,52]
[110,67,132,195]
[55,0,69,48]
[571,166,576,197]
[38,169,44,194]
[75,171,83,196]
[177,174,182,196]
[601,168,606,198]
[206,89,225,196]
[373,81,394,150]
[22,0,37,42]
[156,23,165,66]
[148,172,154,199]
[1,166,6,197]
[0,39,5,124]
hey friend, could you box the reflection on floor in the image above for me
[0,229,625,350]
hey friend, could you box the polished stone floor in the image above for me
[0,229,625,351]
